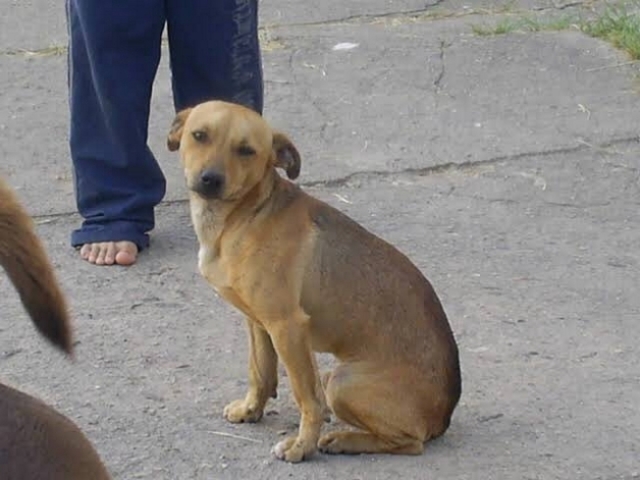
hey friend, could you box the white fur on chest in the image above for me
[190,197,230,291]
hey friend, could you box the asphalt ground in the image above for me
[1,1,639,478]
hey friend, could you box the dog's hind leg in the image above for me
[224,319,278,423]
[318,362,451,455]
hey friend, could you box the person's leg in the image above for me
[165,0,263,114]
[66,0,166,265]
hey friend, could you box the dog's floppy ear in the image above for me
[272,131,301,180]
[167,108,193,152]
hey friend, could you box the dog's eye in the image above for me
[237,145,256,157]
[192,130,208,143]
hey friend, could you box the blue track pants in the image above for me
[67,0,263,249]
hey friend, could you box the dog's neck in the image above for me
[190,168,280,253]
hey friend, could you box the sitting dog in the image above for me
[0,177,111,479]
[167,101,461,463]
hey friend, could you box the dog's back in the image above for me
[0,177,71,353]
[0,383,111,480]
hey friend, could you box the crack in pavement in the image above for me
[1,5,450,57]
[433,39,448,92]
[532,0,586,11]
[456,193,618,209]
[263,0,448,28]
[1,0,602,59]
[29,135,639,222]
[3,0,587,57]
[300,135,640,189]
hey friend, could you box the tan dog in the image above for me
[168,101,461,463]
[0,177,111,479]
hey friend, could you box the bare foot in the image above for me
[79,241,138,266]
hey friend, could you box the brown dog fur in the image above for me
[0,178,71,352]
[168,101,461,463]
[0,177,110,479]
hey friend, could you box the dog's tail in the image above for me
[0,178,72,354]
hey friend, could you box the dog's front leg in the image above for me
[268,311,324,463]
[224,318,278,423]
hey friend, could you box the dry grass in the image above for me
[471,2,640,60]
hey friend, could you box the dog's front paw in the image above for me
[223,398,263,423]
[271,435,316,463]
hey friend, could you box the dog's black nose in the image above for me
[195,169,225,198]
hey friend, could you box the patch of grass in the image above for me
[581,4,640,59]
[471,3,640,60]
[258,27,285,52]
[471,18,520,36]
[5,45,67,57]
[471,15,576,36]
[523,16,576,31]
[1,28,283,58]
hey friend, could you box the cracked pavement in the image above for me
[1,1,639,479]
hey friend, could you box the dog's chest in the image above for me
[198,244,256,318]
[198,245,229,291]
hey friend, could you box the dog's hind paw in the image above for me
[318,432,349,454]
[319,431,424,455]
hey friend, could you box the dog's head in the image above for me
[167,101,301,202]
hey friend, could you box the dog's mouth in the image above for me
[190,183,222,200]
[188,169,227,200]
[189,182,241,203]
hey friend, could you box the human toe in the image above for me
[114,241,137,266]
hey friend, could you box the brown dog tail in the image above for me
[0,178,72,355]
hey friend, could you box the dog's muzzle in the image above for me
[192,169,225,199]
